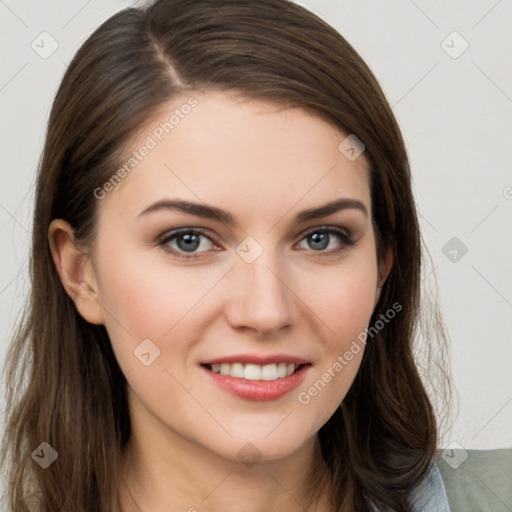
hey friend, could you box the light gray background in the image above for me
[0,0,511,452]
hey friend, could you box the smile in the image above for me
[200,356,312,401]
[204,362,301,381]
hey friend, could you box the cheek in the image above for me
[294,254,377,423]
[319,276,375,331]
[93,245,209,368]
[301,254,378,342]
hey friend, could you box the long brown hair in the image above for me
[0,1,451,510]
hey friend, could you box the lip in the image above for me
[200,362,311,401]
[201,353,310,365]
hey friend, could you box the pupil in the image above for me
[310,232,328,250]
[178,233,200,252]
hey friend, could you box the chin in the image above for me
[202,421,321,467]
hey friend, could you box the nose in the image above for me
[224,249,296,336]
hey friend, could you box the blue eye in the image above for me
[158,226,355,260]
[159,229,216,260]
[298,227,355,254]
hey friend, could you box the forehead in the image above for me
[98,91,371,222]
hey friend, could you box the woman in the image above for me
[0,0,451,510]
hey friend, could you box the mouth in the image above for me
[200,357,312,401]
[201,362,307,381]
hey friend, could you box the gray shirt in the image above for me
[372,462,451,511]
[409,462,451,511]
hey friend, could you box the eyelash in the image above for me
[158,226,356,261]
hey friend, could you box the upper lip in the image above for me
[200,354,310,365]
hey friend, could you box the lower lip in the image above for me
[201,364,311,401]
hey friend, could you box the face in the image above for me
[83,91,389,463]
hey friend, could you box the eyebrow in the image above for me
[137,197,368,225]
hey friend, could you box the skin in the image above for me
[49,91,393,512]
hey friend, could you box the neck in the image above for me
[119,409,332,512]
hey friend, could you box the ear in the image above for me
[374,245,394,307]
[48,219,105,325]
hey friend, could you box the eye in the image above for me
[158,226,356,261]
[158,228,217,260]
[297,226,355,255]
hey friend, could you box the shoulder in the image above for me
[370,461,451,512]
[409,461,451,511]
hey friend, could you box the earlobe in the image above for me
[48,219,105,325]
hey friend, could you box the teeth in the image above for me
[231,362,245,378]
[277,363,287,378]
[244,364,261,380]
[261,364,277,381]
[208,362,299,381]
